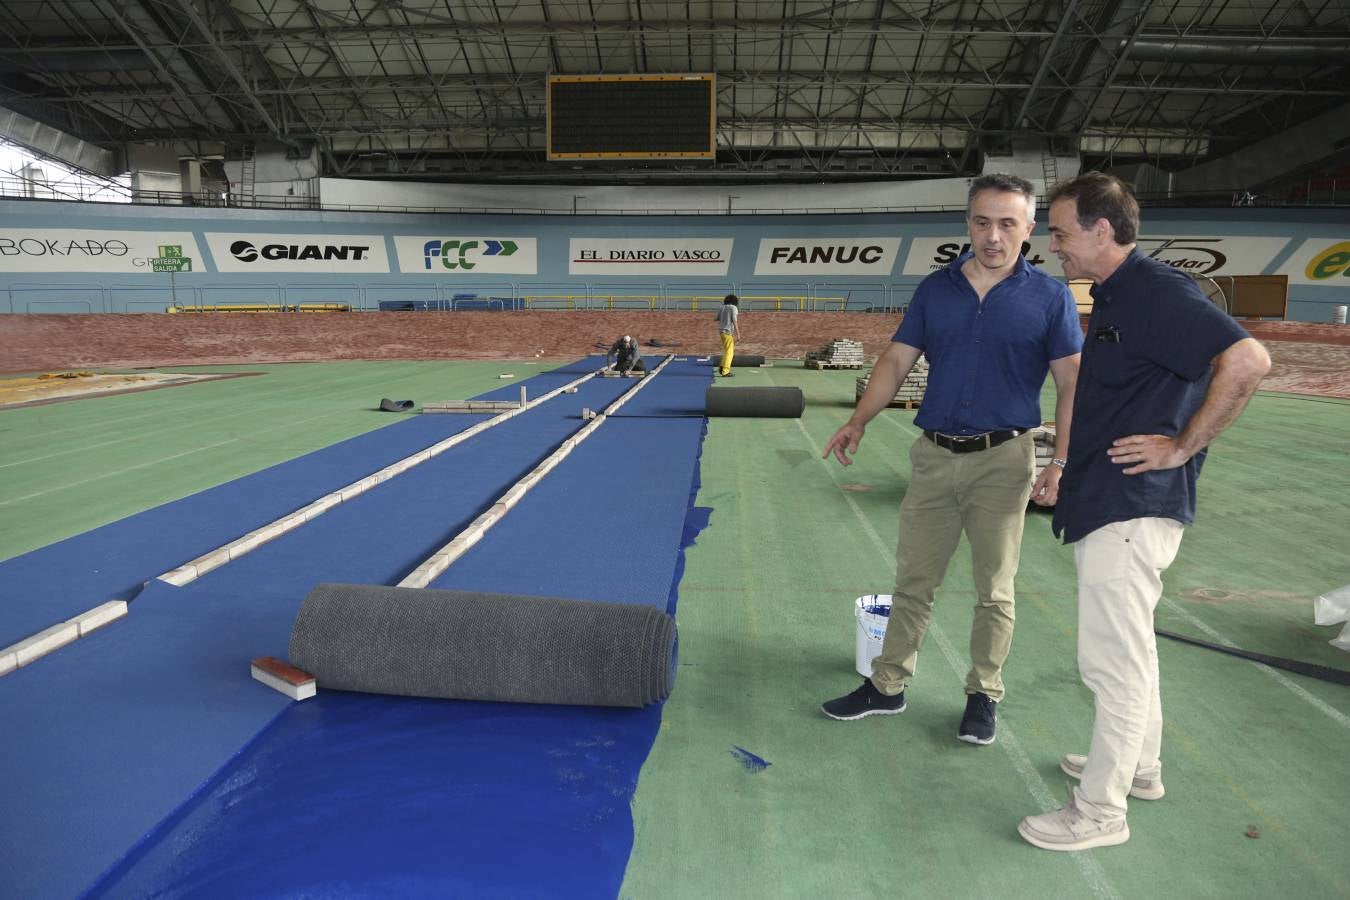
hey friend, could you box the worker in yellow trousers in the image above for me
[716,294,740,377]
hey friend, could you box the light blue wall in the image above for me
[1,200,1346,320]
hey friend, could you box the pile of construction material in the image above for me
[855,356,929,408]
[804,339,865,369]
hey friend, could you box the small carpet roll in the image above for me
[730,354,765,367]
[289,583,677,708]
[705,386,805,418]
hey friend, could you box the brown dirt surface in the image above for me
[1260,340,1350,399]
[0,371,245,409]
[2,312,1347,398]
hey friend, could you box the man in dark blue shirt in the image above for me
[820,174,1082,746]
[1018,172,1270,853]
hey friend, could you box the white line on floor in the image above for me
[0,409,344,507]
[1159,596,1350,732]
[795,418,1120,900]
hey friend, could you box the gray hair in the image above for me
[967,174,1037,222]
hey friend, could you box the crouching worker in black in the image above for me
[606,335,647,375]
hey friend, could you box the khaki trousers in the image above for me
[1072,517,1184,821]
[870,433,1035,700]
[719,333,735,376]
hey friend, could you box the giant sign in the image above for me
[394,236,537,274]
[754,238,900,275]
[1275,238,1350,286]
[205,232,390,273]
[568,238,733,276]
[0,229,203,273]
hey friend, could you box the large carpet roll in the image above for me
[705,386,805,418]
[731,354,765,367]
[289,583,677,708]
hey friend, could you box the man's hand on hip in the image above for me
[1108,434,1189,474]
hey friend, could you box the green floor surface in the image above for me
[0,361,520,561]
[2,359,1346,898]
[622,363,1350,900]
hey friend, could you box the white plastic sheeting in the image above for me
[1313,585,1350,652]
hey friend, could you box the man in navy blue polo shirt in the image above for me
[1018,173,1270,852]
[820,174,1082,745]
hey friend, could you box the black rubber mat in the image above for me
[705,386,805,418]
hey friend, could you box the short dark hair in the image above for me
[1045,172,1140,245]
[967,174,1036,221]
[723,294,739,305]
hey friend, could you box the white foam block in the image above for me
[68,600,128,637]
[190,545,234,577]
[12,622,80,667]
[158,564,199,587]
[251,657,317,701]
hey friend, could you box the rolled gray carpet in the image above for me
[379,398,414,411]
[731,354,765,367]
[705,385,805,418]
[289,583,677,707]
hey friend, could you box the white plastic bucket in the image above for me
[1332,305,1348,325]
[854,594,892,677]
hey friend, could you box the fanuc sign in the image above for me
[754,238,900,275]
[205,233,390,272]
[394,236,537,274]
[0,229,203,273]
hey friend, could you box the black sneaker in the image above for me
[958,691,997,745]
[821,680,906,721]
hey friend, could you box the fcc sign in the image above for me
[394,236,537,274]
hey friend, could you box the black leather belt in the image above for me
[923,429,1025,453]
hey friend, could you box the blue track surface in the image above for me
[0,357,710,899]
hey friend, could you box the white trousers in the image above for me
[1072,517,1185,821]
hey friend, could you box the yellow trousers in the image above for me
[719,333,735,375]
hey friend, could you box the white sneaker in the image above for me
[1060,753,1165,801]
[1018,788,1130,852]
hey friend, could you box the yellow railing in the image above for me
[167,303,352,314]
[517,295,849,311]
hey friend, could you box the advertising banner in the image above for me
[901,237,1054,275]
[205,233,389,273]
[902,234,1290,278]
[1134,235,1291,277]
[0,229,203,273]
[568,238,733,276]
[754,238,900,275]
[395,236,538,274]
[1275,238,1350,286]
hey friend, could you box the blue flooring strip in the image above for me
[0,413,491,649]
[1,358,711,899]
[0,358,600,649]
